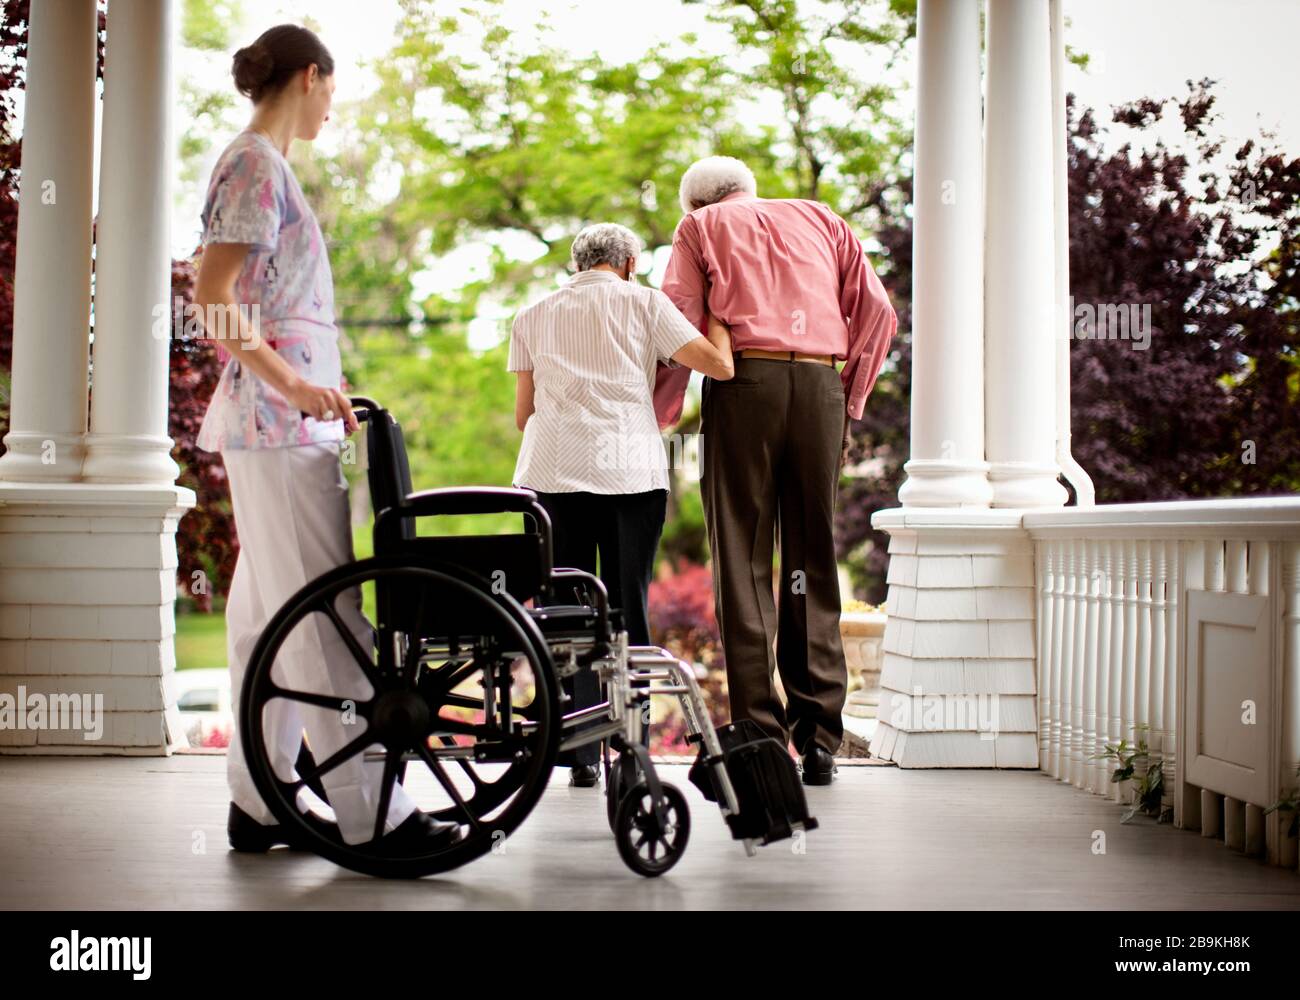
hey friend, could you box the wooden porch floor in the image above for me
[1,755,1297,910]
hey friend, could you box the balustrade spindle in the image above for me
[1082,542,1102,793]
[1039,542,1057,774]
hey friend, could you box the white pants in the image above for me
[223,442,417,844]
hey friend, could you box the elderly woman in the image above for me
[508,223,734,786]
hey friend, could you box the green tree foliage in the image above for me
[289,0,914,556]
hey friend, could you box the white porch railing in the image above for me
[1024,498,1300,873]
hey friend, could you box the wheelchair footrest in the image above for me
[688,719,818,846]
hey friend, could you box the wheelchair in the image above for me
[239,397,817,878]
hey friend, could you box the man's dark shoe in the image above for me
[227,802,340,852]
[569,764,601,787]
[372,810,465,855]
[800,745,838,786]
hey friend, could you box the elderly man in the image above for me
[509,222,734,786]
[654,156,897,785]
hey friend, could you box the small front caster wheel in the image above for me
[614,781,690,877]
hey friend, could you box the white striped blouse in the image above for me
[507,269,703,494]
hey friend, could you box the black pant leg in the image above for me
[533,490,601,766]
[593,490,666,749]
[598,489,667,647]
[534,491,598,601]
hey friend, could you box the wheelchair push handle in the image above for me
[348,396,382,423]
[293,395,379,428]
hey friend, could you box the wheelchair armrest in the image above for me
[547,567,612,654]
[374,487,555,575]
[389,486,546,519]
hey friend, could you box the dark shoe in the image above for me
[227,802,340,852]
[372,810,466,855]
[569,764,601,788]
[800,745,838,786]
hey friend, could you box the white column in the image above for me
[1049,0,1094,505]
[984,0,1068,508]
[82,0,179,485]
[0,0,98,482]
[897,0,992,509]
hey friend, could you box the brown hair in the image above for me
[232,25,334,104]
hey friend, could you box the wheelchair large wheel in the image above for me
[241,557,560,878]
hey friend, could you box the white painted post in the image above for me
[983,0,1068,508]
[83,0,179,485]
[0,0,98,482]
[898,0,991,508]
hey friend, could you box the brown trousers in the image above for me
[700,356,848,755]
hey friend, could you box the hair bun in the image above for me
[232,42,274,98]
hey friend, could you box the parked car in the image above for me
[175,668,233,748]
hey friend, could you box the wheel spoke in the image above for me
[316,598,385,692]
[372,746,403,843]
[268,686,354,714]
[439,735,487,791]
[415,741,484,832]
[401,584,430,686]
[294,728,378,786]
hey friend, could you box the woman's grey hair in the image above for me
[678,155,757,213]
[570,223,643,272]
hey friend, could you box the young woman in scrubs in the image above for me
[193,24,461,854]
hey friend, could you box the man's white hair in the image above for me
[678,155,757,213]
[570,222,643,272]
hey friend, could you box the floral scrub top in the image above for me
[195,130,344,452]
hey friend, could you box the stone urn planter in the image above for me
[840,603,886,719]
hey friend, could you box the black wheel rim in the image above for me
[241,558,560,878]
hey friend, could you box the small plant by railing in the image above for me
[1089,724,1170,824]
[1264,764,1300,839]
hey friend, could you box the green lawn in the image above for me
[174,610,228,670]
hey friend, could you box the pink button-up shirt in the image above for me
[653,191,897,426]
